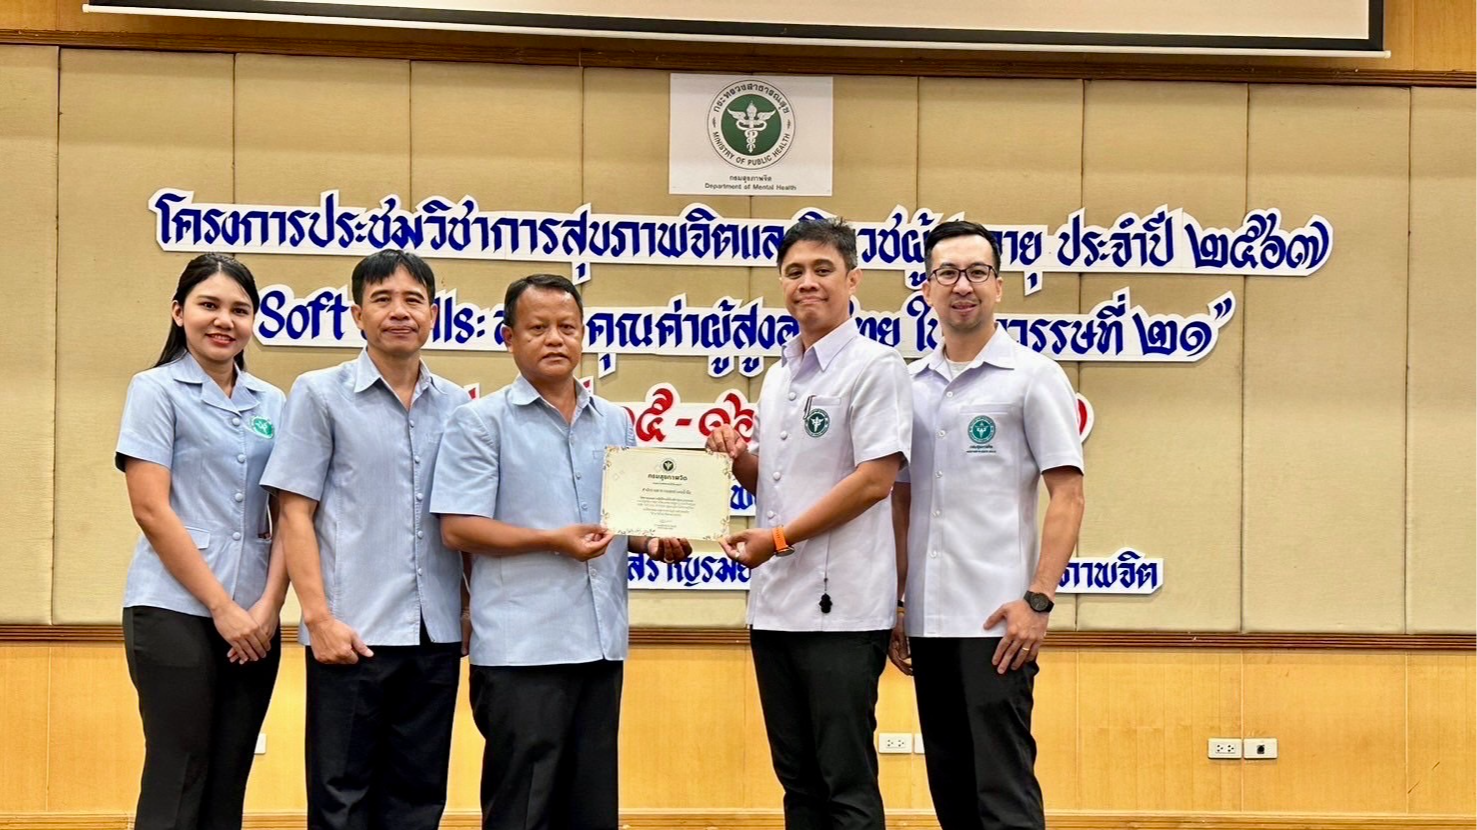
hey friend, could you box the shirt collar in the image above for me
[508,373,594,413]
[165,351,263,411]
[782,317,859,372]
[352,348,438,396]
[922,325,1017,378]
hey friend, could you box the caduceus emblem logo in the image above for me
[708,80,795,170]
[727,101,775,153]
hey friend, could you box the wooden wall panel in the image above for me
[620,647,751,808]
[0,647,50,811]
[1078,651,1242,811]
[52,49,236,623]
[1077,81,1247,632]
[1407,653,1477,814]
[1241,651,1407,812]
[1032,650,1081,811]
[0,45,58,625]
[1241,86,1410,633]
[916,77,1085,630]
[1405,87,1477,634]
[46,646,144,810]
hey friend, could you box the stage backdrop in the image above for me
[0,46,1472,636]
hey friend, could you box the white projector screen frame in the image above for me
[83,0,1388,57]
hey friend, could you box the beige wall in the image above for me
[1,45,1471,633]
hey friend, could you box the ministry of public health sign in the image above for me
[670,74,833,197]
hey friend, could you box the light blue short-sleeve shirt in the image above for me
[431,375,634,667]
[116,353,285,617]
[260,349,469,647]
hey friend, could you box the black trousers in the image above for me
[123,605,281,830]
[910,637,1043,830]
[304,630,460,830]
[469,660,623,830]
[750,629,890,830]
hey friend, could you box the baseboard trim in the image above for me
[1,810,1471,830]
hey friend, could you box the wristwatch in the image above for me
[772,526,796,557]
[1023,590,1054,614]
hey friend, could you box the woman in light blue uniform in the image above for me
[115,253,288,830]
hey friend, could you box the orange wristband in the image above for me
[772,526,794,555]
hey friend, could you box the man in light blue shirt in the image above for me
[262,250,469,830]
[433,273,689,830]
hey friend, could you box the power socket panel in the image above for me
[1207,738,1242,759]
[877,733,914,754]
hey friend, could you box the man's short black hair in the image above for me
[923,221,1003,271]
[351,249,436,305]
[777,217,858,271]
[503,273,584,330]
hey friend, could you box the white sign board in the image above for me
[669,74,833,196]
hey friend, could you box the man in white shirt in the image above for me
[707,217,911,830]
[890,221,1086,830]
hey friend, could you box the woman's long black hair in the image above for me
[152,253,261,370]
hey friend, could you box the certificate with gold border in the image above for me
[601,447,733,541]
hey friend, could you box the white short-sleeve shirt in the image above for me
[749,318,912,632]
[903,327,1084,638]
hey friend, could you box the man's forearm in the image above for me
[442,515,555,558]
[279,501,330,624]
[1031,472,1085,598]
[783,454,902,545]
[732,450,759,494]
[891,485,911,601]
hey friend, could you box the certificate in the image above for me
[601,447,734,541]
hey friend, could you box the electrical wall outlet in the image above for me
[1207,738,1242,759]
[878,733,913,754]
[914,733,925,755]
[254,733,267,755]
[1245,738,1278,759]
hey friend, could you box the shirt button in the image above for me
[933,509,941,517]
[574,472,582,480]
[580,503,588,510]
[232,531,242,541]
[766,510,776,519]
[772,471,781,481]
[946,391,955,398]
[409,419,416,428]
[416,530,424,539]
[779,431,788,440]
[935,470,943,478]
[788,392,797,401]
[237,453,246,463]
[414,456,422,465]
[415,492,423,501]
[417,567,423,575]
[937,429,946,438]
[929,549,939,559]
[231,417,241,426]
[233,492,244,503]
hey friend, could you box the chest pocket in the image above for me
[959,405,1019,483]
[799,394,850,452]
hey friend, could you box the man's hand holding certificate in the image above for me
[601,447,735,541]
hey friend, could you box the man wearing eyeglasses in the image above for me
[889,221,1085,830]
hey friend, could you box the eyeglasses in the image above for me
[929,265,997,285]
